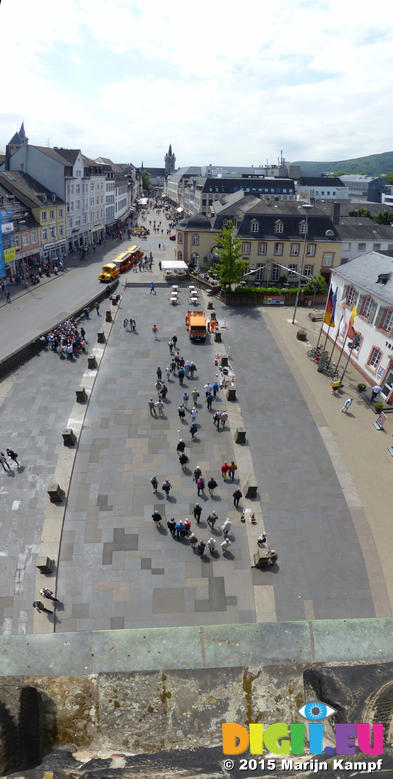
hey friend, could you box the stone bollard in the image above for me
[111,297,117,306]
[76,387,87,403]
[244,481,258,499]
[88,354,97,369]
[214,331,222,343]
[47,483,65,503]
[36,556,56,574]
[210,311,216,320]
[235,428,246,444]
[296,329,307,341]
[221,355,229,367]
[207,301,213,310]
[62,428,77,446]
[226,387,237,401]
[97,330,106,343]
[105,310,112,323]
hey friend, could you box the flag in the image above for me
[324,286,337,326]
[330,287,338,326]
[347,304,357,340]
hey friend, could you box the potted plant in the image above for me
[375,401,384,413]
[357,383,367,392]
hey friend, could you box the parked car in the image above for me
[169,235,176,241]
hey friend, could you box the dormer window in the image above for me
[274,219,284,234]
[250,220,259,233]
[299,220,307,234]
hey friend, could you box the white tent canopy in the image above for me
[161,260,188,270]
[137,197,148,205]
[176,206,184,212]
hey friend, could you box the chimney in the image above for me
[331,202,341,225]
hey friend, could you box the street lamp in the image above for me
[292,203,313,325]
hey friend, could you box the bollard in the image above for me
[62,428,77,446]
[36,556,56,574]
[244,481,258,499]
[210,311,216,320]
[226,387,237,401]
[235,428,246,444]
[207,301,213,310]
[214,331,222,343]
[296,329,307,341]
[76,387,87,403]
[47,483,65,503]
[97,330,106,343]
[221,356,229,367]
[105,310,112,323]
[88,354,97,369]
[111,297,117,306]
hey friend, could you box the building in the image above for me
[164,144,176,175]
[336,216,393,263]
[172,176,295,216]
[324,251,393,402]
[0,180,41,278]
[296,176,348,201]
[0,170,65,264]
[339,175,387,202]
[175,194,342,282]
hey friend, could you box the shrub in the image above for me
[357,383,366,392]
[375,401,384,413]
[232,286,298,296]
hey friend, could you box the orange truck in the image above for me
[185,310,207,341]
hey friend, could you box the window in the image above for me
[307,244,316,257]
[22,232,29,246]
[274,219,284,234]
[49,210,55,219]
[70,202,74,212]
[274,242,283,256]
[255,263,265,282]
[322,252,334,267]
[242,242,251,255]
[373,243,381,250]
[361,296,373,318]
[368,347,382,370]
[192,234,199,246]
[288,264,297,277]
[177,251,182,260]
[250,220,259,233]
[50,226,56,239]
[177,232,183,244]
[304,265,313,277]
[381,309,393,333]
[76,200,80,210]
[290,243,300,256]
[299,220,307,234]
[271,264,280,282]
[76,184,80,194]
[58,208,63,218]
[343,242,351,250]
[358,242,366,251]
[15,234,20,248]
[42,228,48,240]
[59,224,64,236]
[42,211,47,221]
[223,219,228,227]
[346,286,357,306]
[258,242,267,255]
[31,231,37,243]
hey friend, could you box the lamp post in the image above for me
[292,203,313,325]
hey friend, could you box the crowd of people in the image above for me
[43,315,90,360]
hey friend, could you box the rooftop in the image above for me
[333,250,393,305]
[0,170,64,208]
[297,176,346,187]
[336,216,393,240]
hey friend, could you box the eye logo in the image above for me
[299,701,336,721]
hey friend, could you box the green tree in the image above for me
[331,171,346,177]
[348,209,372,218]
[214,221,248,290]
[384,172,393,185]
[375,211,393,225]
[140,170,151,193]
[303,274,326,295]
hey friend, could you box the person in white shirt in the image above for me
[221,518,231,537]
[341,397,353,413]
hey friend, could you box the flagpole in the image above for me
[326,325,340,368]
[335,332,348,373]
[316,278,333,349]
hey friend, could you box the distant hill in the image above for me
[294,151,393,177]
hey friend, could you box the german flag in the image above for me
[324,286,337,326]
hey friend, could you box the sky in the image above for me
[1,0,393,167]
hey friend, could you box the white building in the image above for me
[336,217,393,263]
[296,176,348,201]
[324,251,393,403]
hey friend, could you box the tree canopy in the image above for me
[140,170,151,193]
[214,221,248,289]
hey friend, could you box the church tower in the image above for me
[5,123,28,169]
[164,144,176,175]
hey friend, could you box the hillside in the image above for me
[294,151,393,177]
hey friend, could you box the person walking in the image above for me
[190,407,198,425]
[150,282,156,295]
[176,439,186,454]
[221,538,232,552]
[341,397,353,414]
[6,449,20,469]
[212,381,219,398]
[172,335,178,349]
[95,301,100,316]
[179,452,189,471]
[228,460,237,481]
[206,392,213,410]
[178,367,185,385]
[167,517,176,537]
[123,318,129,330]
[220,411,228,429]
[80,326,86,342]
[204,382,212,397]
[168,339,174,354]
[193,503,202,524]
[233,488,243,508]
[193,465,202,482]
[6,291,11,303]
[189,533,198,549]
[152,511,162,528]
[0,452,11,472]
[221,518,231,537]
[189,362,197,379]
[178,403,186,421]
[157,367,162,380]
[197,540,206,556]
[190,422,198,440]
[148,398,157,416]
[192,388,199,405]
[166,365,171,380]
[221,462,230,481]
[257,532,267,546]
[207,477,218,496]
[155,399,164,417]
[196,476,205,496]
[162,479,172,499]
[207,511,218,529]
[131,319,136,332]
[371,385,382,402]
[207,537,216,554]
[160,383,168,401]
[183,391,189,407]
[32,600,52,614]
[213,410,222,429]
[152,324,159,340]
[40,587,58,602]
[150,475,158,493]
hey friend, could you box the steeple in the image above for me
[165,144,176,174]
[19,122,26,139]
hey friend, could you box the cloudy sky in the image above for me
[2,0,393,167]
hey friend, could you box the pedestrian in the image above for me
[206,392,213,410]
[228,460,237,481]
[150,475,158,492]
[157,367,162,380]
[212,381,219,398]
[192,388,199,405]
[207,511,218,529]
[95,301,100,316]
[166,365,171,381]
[123,318,129,330]
[183,391,189,407]
[213,411,222,429]
[193,465,202,482]
[159,260,162,270]
[331,379,343,394]
[371,385,382,402]
[32,600,52,614]
[175,521,186,539]
[178,403,186,421]
[207,477,218,496]
[184,517,191,534]
[6,291,11,303]
[152,511,162,528]
[196,476,205,495]
[152,324,159,340]
[190,407,197,424]
[80,326,86,342]
[6,449,20,469]
[131,319,136,332]
[150,282,156,295]
[172,335,178,348]
[155,399,164,416]
[204,382,212,397]
[148,398,157,416]
[189,533,198,549]
[220,411,228,428]
[221,462,230,481]
[40,587,58,602]
[190,423,198,440]
[221,518,231,537]
[0,452,11,472]
[179,452,189,471]
[341,398,353,414]
[168,339,174,353]
[178,367,185,385]
[233,488,243,508]
[176,438,186,454]
[221,538,232,552]
[167,517,176,537]
[207,537,216,553]
[193,503,202,524]
[257,532,267,546]
[197,540,206,556]
[189,362,197,379]
[161,383,168,400]
[162,479,171,498]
